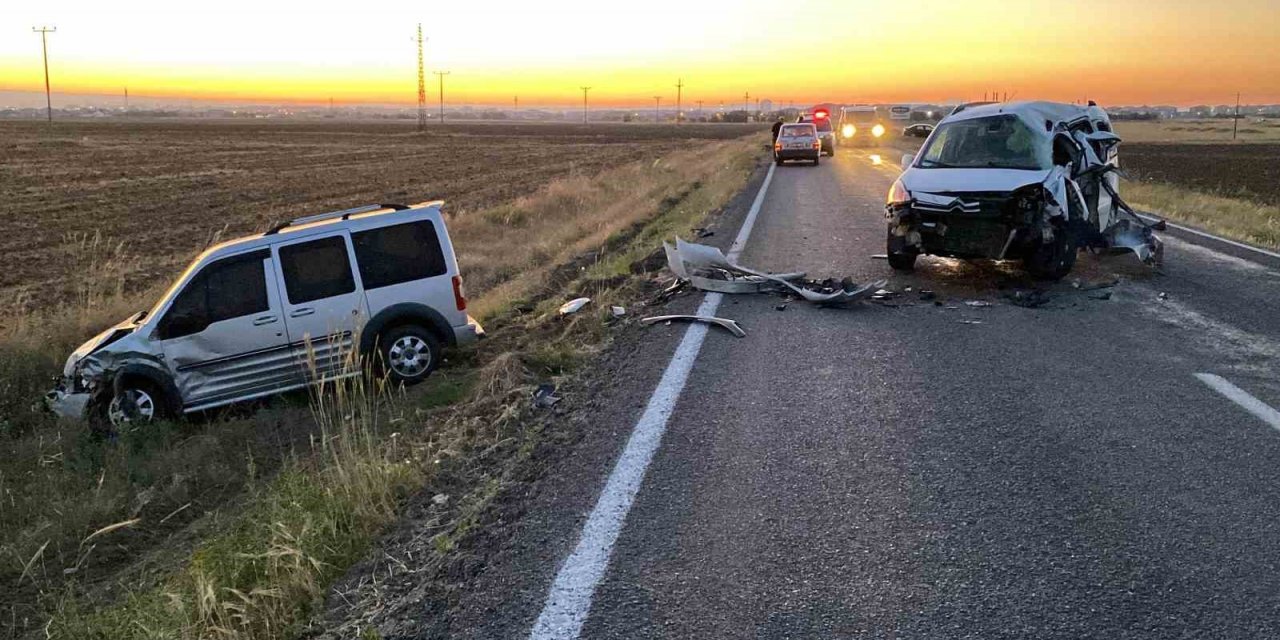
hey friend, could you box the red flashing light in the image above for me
[814,109,829,119]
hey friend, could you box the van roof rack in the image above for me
[263,203,410,235]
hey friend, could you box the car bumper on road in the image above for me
[454,315,487,345]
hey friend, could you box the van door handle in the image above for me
[290,308,315,318]
[253,315,279,326]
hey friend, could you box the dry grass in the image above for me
[1,132,761,639]
[1115,118,1280,143]
[1125,180,1280,249]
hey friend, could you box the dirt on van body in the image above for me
[0,119,761,315]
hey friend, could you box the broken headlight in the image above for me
[886,178,911,206]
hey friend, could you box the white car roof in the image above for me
[944,101,1111,137]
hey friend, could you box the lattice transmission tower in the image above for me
[417,23,427,132]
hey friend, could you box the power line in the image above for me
[32,26,55,123]
[416,24,427,131]
[675,78,684,125]
[580,86,591,124]
[432,71,450,123]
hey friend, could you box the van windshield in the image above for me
[916,114,1049,170]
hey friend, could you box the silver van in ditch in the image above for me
[46,201,484,427]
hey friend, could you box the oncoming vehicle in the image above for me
[46,202,485,428]
[838,105,888,145]
[797,108,836,155]
[902,123,934,138]
[886,101,1162,280]
[774,123,821,165]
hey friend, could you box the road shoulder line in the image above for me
[527,161,776,639]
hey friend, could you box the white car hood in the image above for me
[63,314,142,376]
[901,167,1051,195]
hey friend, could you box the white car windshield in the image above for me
[916,114,1049,170]
[780,126,815,138]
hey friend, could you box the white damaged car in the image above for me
[886,101,1162,279]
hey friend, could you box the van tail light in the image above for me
[452,275,467,311]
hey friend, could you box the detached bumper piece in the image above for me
[45,379,92,420]
[663,237,884,306]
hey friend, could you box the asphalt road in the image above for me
[439,140,1280,639]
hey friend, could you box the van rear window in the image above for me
[352,220,447,290]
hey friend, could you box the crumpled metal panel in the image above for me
[665,238,885,305]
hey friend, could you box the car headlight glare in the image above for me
[872,124,886,138]
[842,124,855,138]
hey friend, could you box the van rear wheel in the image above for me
[378,325,441,385]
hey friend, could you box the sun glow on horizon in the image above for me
[2,0,1279,107]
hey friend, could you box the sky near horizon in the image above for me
[2,0,1279,108]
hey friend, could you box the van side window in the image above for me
[351,220,447,290]
[279,236,356,304]
[159,250,269,340]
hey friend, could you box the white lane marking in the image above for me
[1139,213,1280,262]
[528,162,776,640]
[1195,373,1280,431]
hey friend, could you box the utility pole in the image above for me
[579,86,591,124]
[653,96,662,123]
[743,91,750,119]
[513,95,518,116]
[1233,92,1241,140]
[432,70,450,122]
[696,100,703,121]
[416,23,427,131]
[124,87,129,111]
[675,78,684,124]
[33,26,56,123]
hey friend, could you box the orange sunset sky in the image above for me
[3,0,1279,108]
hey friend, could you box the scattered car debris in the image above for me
[965,300,993,308]
[1158,292,1169,301]
[775,303,788,311]
[918,290,937,301]
[1005,289,1052,308]
[532,383,561,408]
[640,314,747,338]
[665,238,885,306]
[610,305,627,317]
[558,297,591,316]
[1072,277,1120,291]
[959,319,984,325]
[691,227,715,238]
[431,493,450,506]
[870,254,889,260]
[1089,290,1113,301]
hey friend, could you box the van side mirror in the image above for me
[901,154,915,167]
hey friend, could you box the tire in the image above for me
[1024,224,1077,280]
[813,156,820,166]
[90,378,172,436]
[887,252,917,271]
[775,157,784,166]
[376,324,441,385]
[886,231,918,271]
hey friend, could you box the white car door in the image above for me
[157,249,294,409]
[272,233,369,381]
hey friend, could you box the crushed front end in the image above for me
[886,184,1060,261]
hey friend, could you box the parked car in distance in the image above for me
[46,201,484,428]
[886,101,1161,280]
[902,123,934,138]
[797,109,837,155]
[774,123,822,165]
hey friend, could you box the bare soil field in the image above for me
[0,120,760,315]
[1115,118,1280,143]
[1123,143,1280,206]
